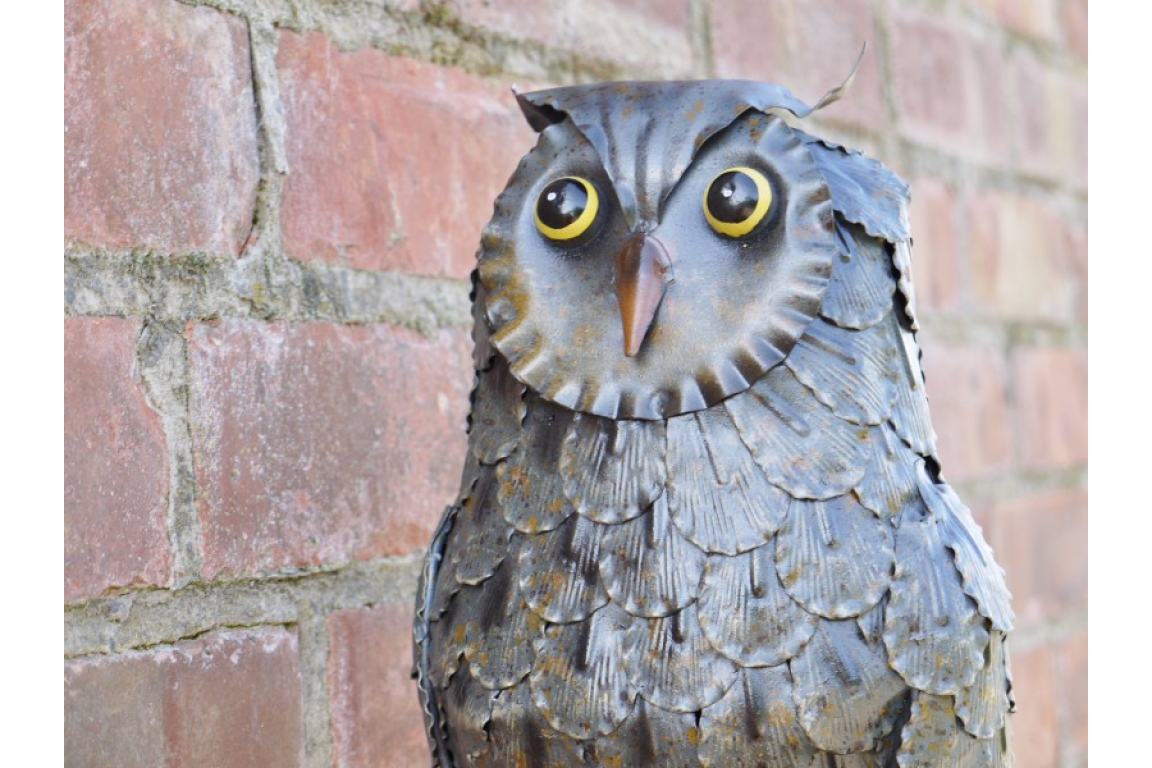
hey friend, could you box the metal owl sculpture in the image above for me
[413,62,1015,767]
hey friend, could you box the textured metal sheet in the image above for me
[599,492,706,618]
[463,546,545,691]
[790,618,908,753]
[786,315,898,427]
[496,394,576,535]
[777,495,894,619]
[666,406,788,555]
[588,698,701,768]
[855,425,921,521]
[855,593,888,648]
[802,135,911,245]
[414,501,456,767]
[517,512,609,624]
[919,466,1015,632]
[468,359,527,465]
[884,499,988,696]
[528,602,636,739]
[821,220,898,331]
[891,241,921,331]
[697,541,819,667]
[561,412,667,524]
[470,270,494,372]
[479,113,837,421]
[481,682,587,767]
[441,659,497,766]
[623,603,739,712]
[956,630,1010,739]
[888,313,937,456]
[896,693,1001,768]
[698,666,820,767]
[726,365,869,499]
[449,466,514,587]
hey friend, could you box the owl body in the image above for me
[414,79,1014,767]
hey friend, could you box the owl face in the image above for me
[479,82,842,421]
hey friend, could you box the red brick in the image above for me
[908,177,961,314]
[1061,0,1088,61]
[988,0,1061,43]
[987,489,1087,631]
[711,0,886,131]
[329,602,428,767]
[278,34,533,277]
[65,628,305,768]
[65,317,170,600]
[188,320,472,579]
[1009,645,1059,768]
[448,0,693,77]
[1055,631,1088,761]
[967,192,1079,321]
[920,341,1012,482]
[1012,346,1088,472]
[64,0,259,255]
[1010,54,1082,184]
[889,8,1008,162]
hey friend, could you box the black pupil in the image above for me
[707,171,760,223]
[537,179,588,230]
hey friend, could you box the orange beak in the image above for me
[615,233,673,357]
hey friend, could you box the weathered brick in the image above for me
[1009,645,1059,768]
[188,320,472,579]
[448,0,694,78]
[329,602,428,767]
[1011,54,1082,185]
[1061,0,1088,61]
[987,489,1087,631]
[967,192,1078,321]
[710,0,886,130]
[908,177,961,314]
[278,33,533,277]
[1012,346,1088,472]
[889,8,1008,161]
[984,0,1061,43]
[1055,631,1088,761]
[65,317,170,600]
[64,0,259,255]
[920,341,1012,482]
[65,628,305,768]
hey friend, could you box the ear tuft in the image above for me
[514,88,566,132]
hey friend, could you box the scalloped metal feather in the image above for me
[956,630,1011,739]
[449,466,515,587]
[896,693,1001,768]
[588,698,701,768]
[623,603,740,712]
[803,136,911,244]
[856,592,888,649]
[888,314,937,456]
[470,269,495,372]
[856,425,922,521]
[496,394,577,535]
[441,658,498,766]
[884,500,988,696]
[776,495,894,619]
[482,682,588,767]
[787,315,899,426]
[698,666,821,767]
[666,407,789,555]
[517,512,609,624]
[822,220,898,331]
[919,466,1015,632]
[698,542,819,668]
[528,602,637,739]
[468,359,526,465]
[726,365,870,499]
[790,618,909,754]
[599,493,706,618]
[561,412,667,524]
[891,241,921,331]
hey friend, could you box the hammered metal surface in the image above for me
[417,76,1014,767]
[697,541,819,667]
[777,495,894,619]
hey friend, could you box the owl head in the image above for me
[478,61,908,421]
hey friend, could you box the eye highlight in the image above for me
[703,167,773,238]
[535,177,600,242]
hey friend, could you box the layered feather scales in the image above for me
[414,132,1013,767]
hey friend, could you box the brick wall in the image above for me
[63,0,1087,766]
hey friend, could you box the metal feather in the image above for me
[468,359,527,465]
[822,220,898,331]
[855,425,921,521]
[517,512,609,624]
[560,412,667,524]
[955,630,1011,739]
[496,395,577,535]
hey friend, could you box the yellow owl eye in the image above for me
[535,177,600,241]
[703,167,773,238]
